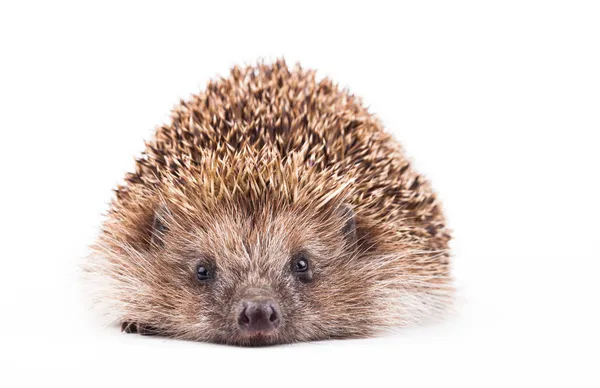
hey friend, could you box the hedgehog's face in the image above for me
[100,199,384,346]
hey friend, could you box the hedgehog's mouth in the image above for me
[235,331,282,346]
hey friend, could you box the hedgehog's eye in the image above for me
[196,264,213,281]
[293,256,309,273]
[291,254,312,282]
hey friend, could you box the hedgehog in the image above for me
[85,60,452,346]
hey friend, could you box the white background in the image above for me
[1,1,599,386]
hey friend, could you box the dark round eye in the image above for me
[196,265,213,281]
[293,255,309,273]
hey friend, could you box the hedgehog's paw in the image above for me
[120,321,158,336]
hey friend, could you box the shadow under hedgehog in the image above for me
[86,60,452,346]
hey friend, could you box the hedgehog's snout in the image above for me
[236,288,281,335]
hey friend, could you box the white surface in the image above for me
[1,1,599,386]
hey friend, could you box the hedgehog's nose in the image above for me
[237,299,281,333]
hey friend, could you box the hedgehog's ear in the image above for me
[150,205,169,246]
[337,203,357,245]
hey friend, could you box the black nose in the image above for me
[238,299,281,333]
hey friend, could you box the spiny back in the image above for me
[119,60,445,235]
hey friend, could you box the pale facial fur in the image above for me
[87,195,451,345]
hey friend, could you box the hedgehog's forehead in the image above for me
[168,206,296,271]
[165,198,341,262]
[177,201,310,243]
